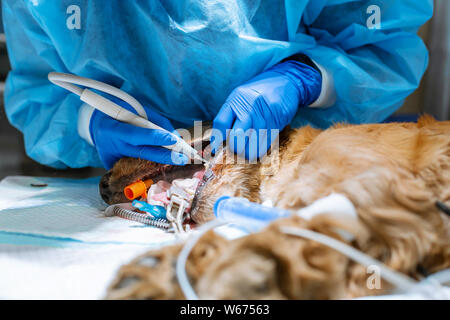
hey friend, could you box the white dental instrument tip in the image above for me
[171,135,206,163]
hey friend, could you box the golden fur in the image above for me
[104,115,450,299]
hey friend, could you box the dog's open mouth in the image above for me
[143,138,213,186]
[99,138,214,217]
[142,163,205,186]
[144,163,206,208]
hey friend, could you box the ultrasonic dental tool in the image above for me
[48,72,205,163]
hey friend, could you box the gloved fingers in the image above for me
[171,129,182,138]
[108,97,176,133]
[115,122,177,147]
[247,115,269,160]
[258,128,277,159]
[229,116,252,156]
[145,108,176,133]
[211,104,236,153]
[121,143,188,165]
[263,128,281,156]
[247,128,259,161]
[243,117,268,161]
[243,129,275,161]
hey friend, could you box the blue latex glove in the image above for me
[89,100,188,170]
[211,60,322,160]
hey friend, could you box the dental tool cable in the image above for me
[48,72,205,162]
[48,72,147,118]
[425,269,450,286]
[281,227,450,299]
[176,222,449,300]
[280,227,417,292]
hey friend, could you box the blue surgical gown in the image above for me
[2,0,433,168]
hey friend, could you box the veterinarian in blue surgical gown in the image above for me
[2,1,433,168]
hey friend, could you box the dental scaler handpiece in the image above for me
[48,72,205,163]
[79,90,205,163]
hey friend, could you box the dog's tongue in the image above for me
[151,192,170,205]
[193,170,205,180]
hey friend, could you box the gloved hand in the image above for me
[211,60,322,160]
[89,99,188,170]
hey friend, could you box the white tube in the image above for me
[48,72,147,118]
[176,220,228,300]
[280,226,418,293]
[80,89,157,128]
[48,72,205,162]
[425,268,450,285]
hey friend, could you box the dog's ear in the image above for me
[195,217,351,299]
[106,230,227,300]
[185,231,228,282]
[417,114,437,127]
[343,166,448,272]
[106,244,184,299]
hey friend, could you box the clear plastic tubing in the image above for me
[213,196,291,233]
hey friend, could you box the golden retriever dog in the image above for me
[101,115,450,299]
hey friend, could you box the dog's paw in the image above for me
[106,244,184,300]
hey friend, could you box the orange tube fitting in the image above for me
[124,179,153,200]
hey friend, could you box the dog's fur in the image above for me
[104,115,450,299]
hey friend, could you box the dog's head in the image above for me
[98,142,258,223]
[99,126,299,223]
[98,120,236,223]
[99,157,205,205]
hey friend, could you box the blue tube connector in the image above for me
[132,200,167,219]
[213,196,291,233]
